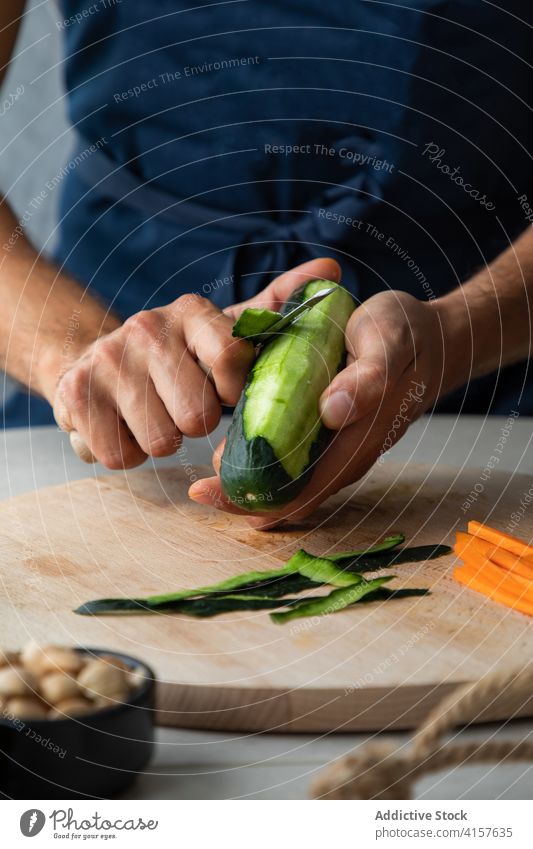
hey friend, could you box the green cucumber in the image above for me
[220,279,355,510]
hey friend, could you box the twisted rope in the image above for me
[311,664,533,799]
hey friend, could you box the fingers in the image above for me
[212,438,225,475]
[189,476,253,517]
[180,298,254,405]
[188,474,325,527]
[320,357,408,430]
[189,425,357,529]
[117,379,181,457]
[55,295,252,469]
[60,268,361,475]
[191,291,437,526]
[59,372,146,469]
[319,294,417,430]
[190,385,414,528]
[150,345,222,436]
[188,424,369,529]
[224,257,341,320]
[122,299,249,436]
[69,431,96,464]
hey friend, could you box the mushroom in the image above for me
[40,672,80,705]
[128,665,147,692]
[0,665,36,698]
[20,641,48,677]
[22,643,84,678]
[78,659,129,702]
[0,649,20,668]
[5,697,48,720]
[2,644,140,720]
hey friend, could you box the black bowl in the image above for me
[0,648,155,799]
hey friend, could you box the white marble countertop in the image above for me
[1,415,532,800]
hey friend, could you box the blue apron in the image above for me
[7,0,533,425]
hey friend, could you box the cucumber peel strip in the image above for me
[327,534,404,561]
[340,544,451,572]
[289,550,363,587]
[76,574,320,616]
[270,576,393,624]
[74,535,444,618]
[145,562,296,604]
[231,308,282,343]
[75,536,405,614]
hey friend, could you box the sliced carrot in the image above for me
[453,543,488,574]
[454,531,533,580]
[453,522,533,615]
[454,532,493,560]
[453,566,533,616]
[458,553,533,595]
[455,531,482,551]
[456,531,481,548]
[453,565,510,599]
[486,546,533,581]
[468,520,533,558]
[454,566,533,615]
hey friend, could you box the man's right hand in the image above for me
[52,295,255,469]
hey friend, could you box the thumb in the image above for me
[320,295,416,430]
[319,358,390,429]
[224,257,341,320]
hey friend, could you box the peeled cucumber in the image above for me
[220,279,355,511]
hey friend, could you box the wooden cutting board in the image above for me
[0,461,532,732]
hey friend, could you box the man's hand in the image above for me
[189,266,447,528]
[53,295,254,469]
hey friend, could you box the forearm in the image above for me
[0,200,120,402]
[433,227,533,396]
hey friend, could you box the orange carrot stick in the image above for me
[467,521,533,558]
[455,531,533,580]
[453,566,533,616]
[454,563,533,614]
[453,542,488,573]
[455,532,493,559]
[486,546,533,581]
[457,553,533,595]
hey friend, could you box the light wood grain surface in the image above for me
[1,417,533,799]
[1,455,532,733]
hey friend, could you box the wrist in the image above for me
[429,292,473,398]
[35,333,88,403]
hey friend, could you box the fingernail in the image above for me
[188,483,207,502]
[320,390,355,428]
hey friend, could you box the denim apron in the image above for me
[6,0,533,425]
